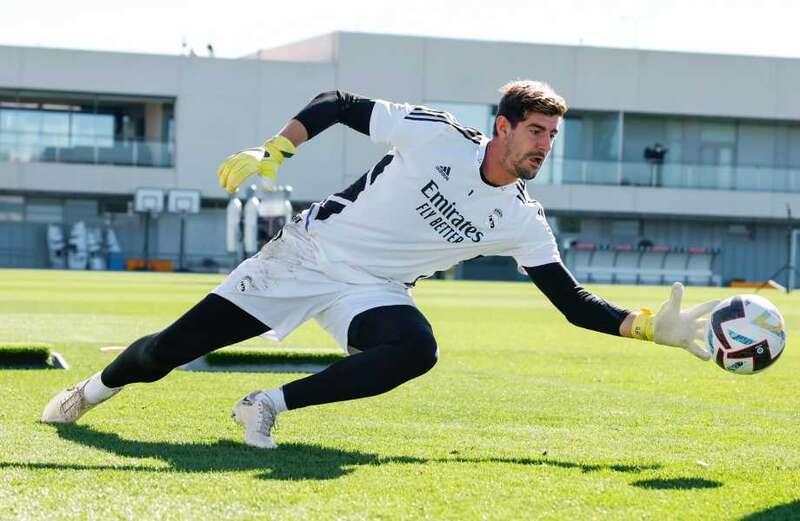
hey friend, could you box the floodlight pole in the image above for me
[143,211,152,271]
[789,229,800,292]
[787,205,793,292]
[134,188,166,272]
[760,204,799,293]
[178,210,187,271]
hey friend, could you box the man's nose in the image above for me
[538,135,552,153]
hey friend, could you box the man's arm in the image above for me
[525,262,632,336]
[618,312,637,337]
[218,91,375,193]
[525,262,718,359]
[275,91,376,148]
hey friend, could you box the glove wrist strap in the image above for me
[263,135,297,162]
[630,308,654,341]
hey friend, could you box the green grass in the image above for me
[0,268,798,520]
[0,342,52,366]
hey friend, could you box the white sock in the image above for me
[83,371,122,404]
[261,387,288,413]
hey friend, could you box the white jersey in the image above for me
[298,100,561,285]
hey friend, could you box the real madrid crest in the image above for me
[486,208,503,230]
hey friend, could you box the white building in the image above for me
[1,32,799,284]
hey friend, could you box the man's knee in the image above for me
[405,327,438,375]
[136,332,176,375]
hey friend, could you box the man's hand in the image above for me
[217,135,297,194]
[652,282,719,360]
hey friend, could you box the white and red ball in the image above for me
[705,294,786,374]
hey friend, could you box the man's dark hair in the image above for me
[494,80,568,136]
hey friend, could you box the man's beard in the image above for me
[504,142,540,181]
[512,157,539,181]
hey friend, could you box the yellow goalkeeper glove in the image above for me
[630,282,719,360]
[217,135,297,194]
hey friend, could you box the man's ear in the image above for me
[495,115,511,138]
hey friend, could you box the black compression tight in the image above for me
[282,305,438,409]
[101,294,269,387]
[101,295,438,410]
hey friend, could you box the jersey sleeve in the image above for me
[293,91,374,138]
[503,203,562,269]
[369,100,451,151]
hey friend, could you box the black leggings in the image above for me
[101,294,438,410]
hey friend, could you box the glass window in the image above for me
[562,111,620,161]
[69,113,114,147]
[610,220,640,237]
[591,113,621,161]
[0,195,24,222]
[0,110,12,131]
[0,88,175,168]
[664,119,683,163]
[562,117,584,160]
[71,113,98,146]
[14,110,42,134]
[41,111,69,135]
[558,216,581,233]
[788,126,800,169]
[25,199,63,223]
[700,122,736,143]
[95,115,114,147]
[623,115,673,163]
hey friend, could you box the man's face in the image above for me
[497,112,561,181]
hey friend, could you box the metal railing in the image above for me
[536,157,800,193]
[0,132,174,168]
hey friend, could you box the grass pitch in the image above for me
[0,269,798,520]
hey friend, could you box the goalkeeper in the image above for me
[42,81,718,449]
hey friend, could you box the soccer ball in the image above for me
[705,294,786,374]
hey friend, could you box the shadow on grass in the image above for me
[0,424,661,481]
[631,477,722,490]
[740,501,800,520]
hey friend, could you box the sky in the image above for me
[2,0,799,60]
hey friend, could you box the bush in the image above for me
[205,349,344,367]
[0,343,53,366]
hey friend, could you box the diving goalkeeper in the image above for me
[42,81,718,449]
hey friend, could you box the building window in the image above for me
[0,89,175,168]
[562,111,621,162]
[25,198,64,223]
[0,195,24,222]
[610,219,640,237]
[558,216,582,234]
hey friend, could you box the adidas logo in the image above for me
[435,165,451,180]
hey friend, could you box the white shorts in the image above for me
[212,223,415,351]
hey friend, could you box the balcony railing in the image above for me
[0,132,174,168]
[536,157,800,193]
